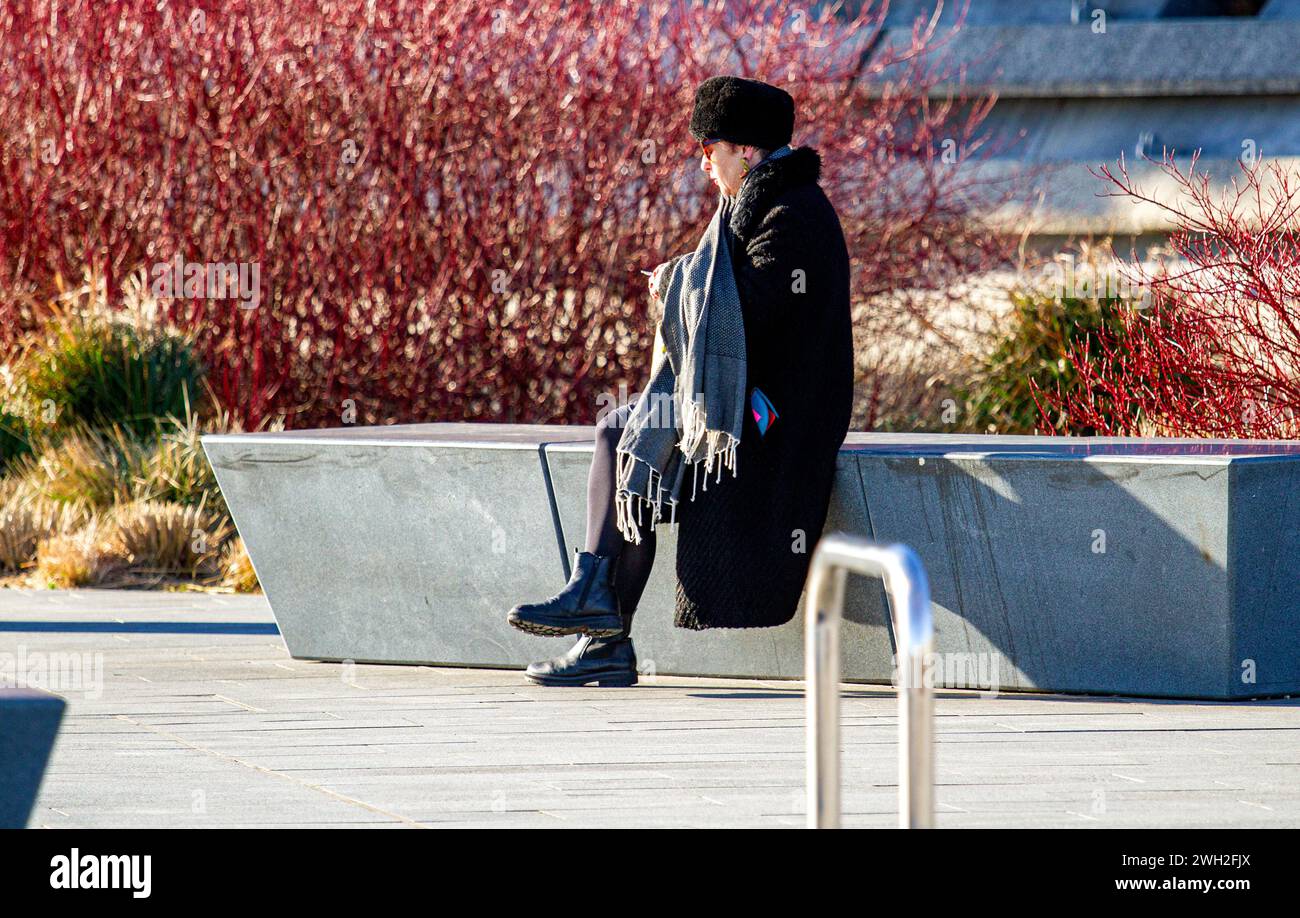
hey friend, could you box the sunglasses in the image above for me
[699,137,724,159]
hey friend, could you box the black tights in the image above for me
[584,400,657,624]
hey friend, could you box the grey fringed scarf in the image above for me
[613,191,748,544]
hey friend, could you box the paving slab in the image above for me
[1,589,1298,828]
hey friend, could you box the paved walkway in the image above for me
[2,589,1298,828]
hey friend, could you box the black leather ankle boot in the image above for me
[507,548,623,638]
[524,610,637,687]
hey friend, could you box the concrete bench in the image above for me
[0,688,66,828]
[202,424,1300,699]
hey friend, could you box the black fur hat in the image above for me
[688,75,794,152]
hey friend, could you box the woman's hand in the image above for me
[648,261,669,302]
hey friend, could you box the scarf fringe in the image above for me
[614,434,738,546]
[678,392,708,458]
[689,430,740,499]
[678,388,740,490]
[615,448,681,545]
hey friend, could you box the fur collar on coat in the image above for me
[728,146,823,242]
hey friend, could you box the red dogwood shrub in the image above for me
[1039,150,1300,438]
[1,0,1012,429]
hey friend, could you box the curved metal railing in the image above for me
[804,533,934,828]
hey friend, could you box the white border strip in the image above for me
[844,450,1289,465]
[201,434,590,451]
[203,433,1300,463]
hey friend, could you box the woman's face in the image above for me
[700,140,759,196]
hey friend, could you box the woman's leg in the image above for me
[517,402,653,686]
[585,402,657,624]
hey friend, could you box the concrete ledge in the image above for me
[201,424,586,667]
[203,425,1300,699]
[0,688,65,828]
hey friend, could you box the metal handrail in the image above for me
[805,533,934,828]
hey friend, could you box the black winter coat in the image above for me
[669,146,854,629]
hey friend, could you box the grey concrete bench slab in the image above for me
[202,425,1300,699]
[202,424,585,667]
[0,688,66,828]
[845,436,1300,698]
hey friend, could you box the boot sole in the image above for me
[524,670,638,687]
[507,612,623,639]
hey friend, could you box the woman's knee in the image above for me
[595,400,635,447]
